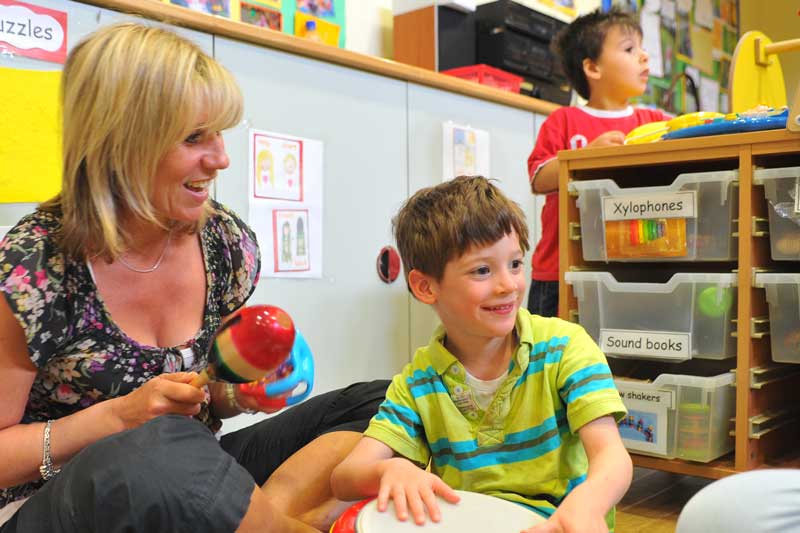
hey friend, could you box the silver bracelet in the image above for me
[39,420,61,481]
[224,383,256,414]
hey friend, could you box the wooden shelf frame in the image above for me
[557,129,800,479]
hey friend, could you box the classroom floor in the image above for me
[615,467,715,533]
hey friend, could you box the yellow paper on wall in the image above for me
[294,11,340,47]
[0,67,62,203]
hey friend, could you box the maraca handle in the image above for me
[190,369,212,388]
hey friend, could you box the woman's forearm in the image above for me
[0,400,124,489]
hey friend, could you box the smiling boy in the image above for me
[331,176,631,532]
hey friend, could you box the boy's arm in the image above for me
[524,416,632,533]
[529,120,624,195]
[531,159,559,194]
[330,435,395,500]
[331,436,460,525]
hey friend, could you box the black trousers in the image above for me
[527,279,558,318]
[2,380,390,533]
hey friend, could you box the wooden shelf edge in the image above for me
[631,454,736,480]
[82,0,559,115]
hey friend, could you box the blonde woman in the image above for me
[0,23,387,532]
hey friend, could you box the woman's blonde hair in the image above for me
[42,22,243,260]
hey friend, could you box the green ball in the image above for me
[697,287,734,318]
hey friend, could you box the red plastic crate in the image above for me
[441,64,523,93]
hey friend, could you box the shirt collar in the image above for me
[577,105,634,119]
[426,309,535,376]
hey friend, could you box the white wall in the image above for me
[344,0,393,58]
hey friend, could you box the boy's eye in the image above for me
[472,266,491,276]
[510,259,524,270]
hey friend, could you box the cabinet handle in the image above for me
[747,364,800,389]
[749,408,800,439]
[730,217,769,238]
[568,222,581,241]
[730,315,770,339]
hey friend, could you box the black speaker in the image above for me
[437,6,477,71]
[475,0,568,89]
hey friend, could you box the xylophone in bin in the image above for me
[191,304,314,407]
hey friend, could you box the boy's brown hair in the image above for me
[553,6,641,100]
[392,175,530,291]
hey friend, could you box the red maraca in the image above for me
[190,304,296,388]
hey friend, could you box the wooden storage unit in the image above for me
[558,129,800,479]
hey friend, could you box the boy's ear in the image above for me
[583,57,602,82]
[408,269,438,304]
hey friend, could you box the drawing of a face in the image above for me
[284,153,297,174]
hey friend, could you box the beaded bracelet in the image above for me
[224,383,256,414]
[39,420,61,481]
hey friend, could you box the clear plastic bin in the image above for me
[754,272,800,364]
[569,171,738,262]
[565,271,737,361]
[615,372,735,462]
[753,166,800,260]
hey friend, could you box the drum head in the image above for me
[355,490,546,532]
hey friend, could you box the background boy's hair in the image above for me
[553,6,641,100]
[392,175,529,291]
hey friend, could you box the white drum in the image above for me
[355,490,546,532]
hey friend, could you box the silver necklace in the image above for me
[117,230,172,274]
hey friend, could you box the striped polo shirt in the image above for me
[364,308,626,530]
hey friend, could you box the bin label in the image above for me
[600,329,691,360]
[615,380,675,456]
[794,178,800,215]
[602,190,697,221]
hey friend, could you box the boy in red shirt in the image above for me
[527,7,669,317]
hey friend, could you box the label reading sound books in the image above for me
[602,190,697,221]
[600,329,691,360]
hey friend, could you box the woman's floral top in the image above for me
[0,200,260,507]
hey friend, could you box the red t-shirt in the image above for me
[527,105,669,281]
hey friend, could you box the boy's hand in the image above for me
[586,130,625,148]
[521,502,609,533]
[377,457,460,525]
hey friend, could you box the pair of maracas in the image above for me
[190,305,314,409]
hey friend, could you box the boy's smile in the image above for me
[427,230,526,358]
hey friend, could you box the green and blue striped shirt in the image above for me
[364,309,626,529]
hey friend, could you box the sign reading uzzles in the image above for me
[0,0,67,64]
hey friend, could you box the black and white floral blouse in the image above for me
[0,200,260,508]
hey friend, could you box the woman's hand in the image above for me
[110,372,206,430]
[233,384,289,415]
[376,457,460,525]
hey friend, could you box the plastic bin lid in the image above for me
[753,272,800,287]
[564,271,737,292]
[652,372,735,388]
[568,170,738,195]
[753,166,800,184]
